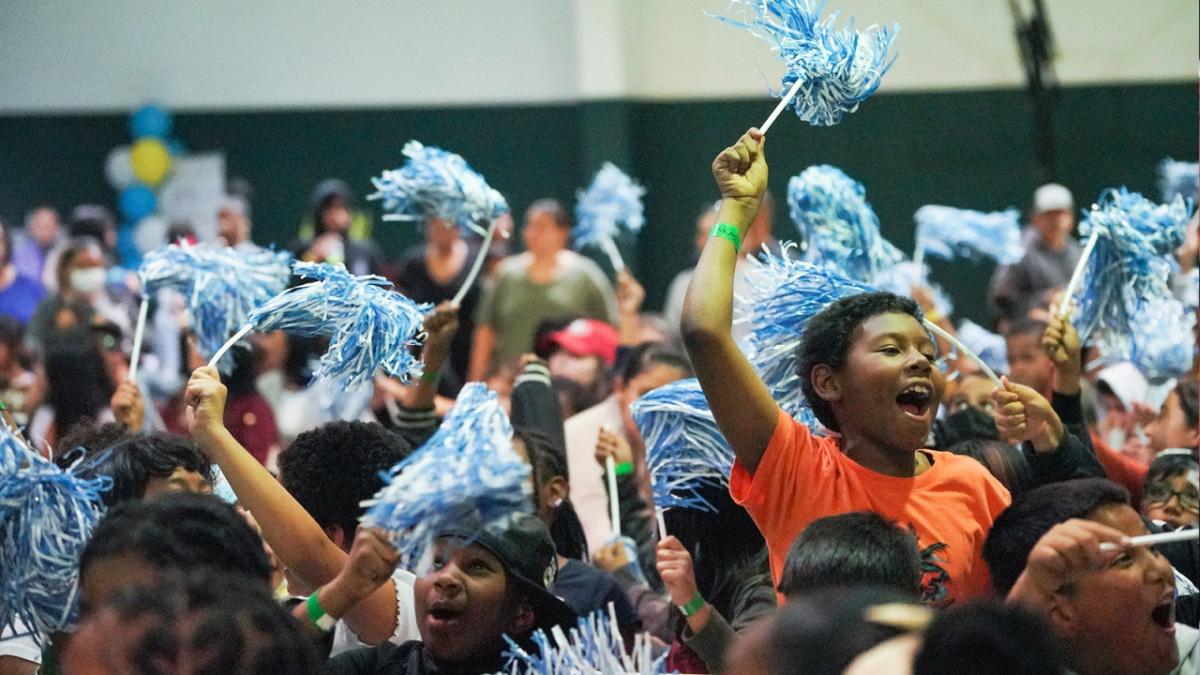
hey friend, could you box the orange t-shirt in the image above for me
[730,409,1012,607]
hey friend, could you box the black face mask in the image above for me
[935,406,1000,448]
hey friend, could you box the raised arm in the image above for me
[186,367,400,644]
[680,129,779,475]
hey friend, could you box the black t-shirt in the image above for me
[551,559,642,633]
[327,640,507,675]
[396,243,481,394]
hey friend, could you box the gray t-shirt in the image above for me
[476,253,617,368]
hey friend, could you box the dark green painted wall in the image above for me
[1,82,1195,326]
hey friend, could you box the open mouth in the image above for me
[895,382,933,418]
[427,603,465,627]
[1151,595,1175,631]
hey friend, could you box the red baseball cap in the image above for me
[544,319,619,366]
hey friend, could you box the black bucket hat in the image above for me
[439,513,577,633]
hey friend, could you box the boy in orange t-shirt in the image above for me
[680,129,1067,606]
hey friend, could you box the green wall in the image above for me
[1,82,1195,327]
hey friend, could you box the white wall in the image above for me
[0,0,1195,113]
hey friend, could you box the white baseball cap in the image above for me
[1033,183,1074,214]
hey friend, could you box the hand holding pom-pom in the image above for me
[186,366,228,447]
[712,129,768,208]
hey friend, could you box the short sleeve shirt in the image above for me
[730,409,1011,607]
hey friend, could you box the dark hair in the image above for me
[58,432,215,506]
[55,235,104,292]
[946,439,1031,496]
[56,422,131,463]
[1175,377,1199,431]
[664,485,769,631]
[797,292,924,431]
[90,569,322,674]
[983,478,1129,596]
[778,512,921,598]
[0,315,23,355]
[310,178,356,235]
[525,199,570,229]
[43,330,113,438]
[0,217,10,267]
[1145,453,1199,491]
[515,426,588,561]
[768,585,916,675]
[68,204,116,244]
[225,343,260,397]
[1004,317,1048,340]
[277,421,412,540]
[617,341,692,385]
[913,601,1063,675]
[80,492,272,584]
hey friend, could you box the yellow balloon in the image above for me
[130,138,171,187]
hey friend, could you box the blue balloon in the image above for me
[116,225,143,269]
[119,184,157,222]
[129,104,172,139]
[166,137,186,156]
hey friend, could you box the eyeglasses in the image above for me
[1145,483,1200,512]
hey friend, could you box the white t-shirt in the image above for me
[0,618,41,665]
[329,568,421,657]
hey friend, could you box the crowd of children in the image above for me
[0,121,1197,675]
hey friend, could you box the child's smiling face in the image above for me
[413,539,529,664]
[827,312,944,454]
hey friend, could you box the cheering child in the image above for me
[681,128,1017,605]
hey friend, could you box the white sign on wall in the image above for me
[157,152,226,242]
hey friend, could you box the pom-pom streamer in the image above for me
[573,163,646,273]
[912,205,1023,267]
[1159,158,1198,204]
[136,243,292,370]
[369,140,508,238]
[0,428,109,645]
[504,605,668,674]
[711,0,899,130]
[208,262,429,388]
[360,383,532,571]
[787,165,903,282]
[632,378,736,513]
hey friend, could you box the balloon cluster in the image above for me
[103,104,186,265]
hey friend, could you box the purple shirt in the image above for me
[0,274,46,325]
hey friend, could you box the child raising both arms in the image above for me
[681,129,1065,605]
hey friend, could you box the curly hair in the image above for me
[81,492,272,585]
[277,421,413,540]
[82,569,322,674]
[796,291,924,431]
[58,432,214,506]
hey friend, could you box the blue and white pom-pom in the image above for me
[504,606,666,675]
[1159,158,1198,204]
[246,262,430,388]
[869,260,953,318]
[573,162,646,271]
[735,243,874,425]
[712,0,898,127]
[1070,183,1190,355]
[139,243,292,358]
[787,165,904,281]
[912,205,1023,265]
[360,383,532,571]
[955,320,1010,375]
[369,140,508,237]
[631,379,735,513]
[1126,294,1197,382]
[0,428,109,645]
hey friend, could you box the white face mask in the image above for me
[70,267,106,293]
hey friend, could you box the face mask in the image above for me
[70,267,106,293]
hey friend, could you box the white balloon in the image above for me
[105,145,135,189]
[133,215,169,253]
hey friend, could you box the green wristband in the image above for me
[420,369,441,384]
[613,461,635,477]
[678,592,706,618]
[306,589,336,631]
[709,223,742,251]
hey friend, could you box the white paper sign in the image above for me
[157,152,226,242]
